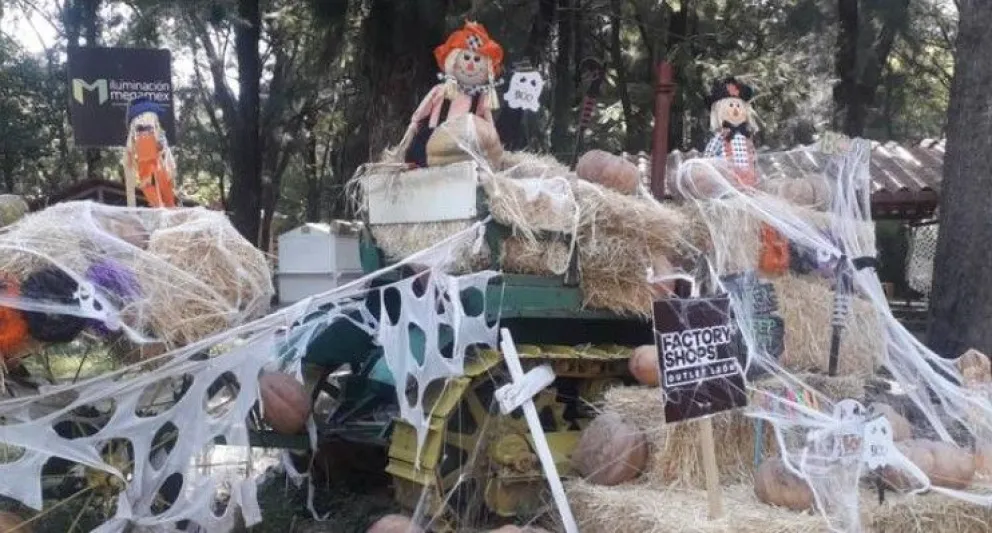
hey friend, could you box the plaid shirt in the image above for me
[703,131,754,169]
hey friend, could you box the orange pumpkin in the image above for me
[759,177,830,209]
[571,412,648,485]
[0,512,30,533]
[753,457,815,511]
[259,372,311,435]
[575,150,640,195]
[629,345,661,387]
[882,439,975,491]
[367,514,423,533]
[957,349,991,388]
[426,114,504,169]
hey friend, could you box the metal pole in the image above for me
[650,61,676,201]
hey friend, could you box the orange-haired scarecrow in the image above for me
[122,97,177,208]
[404,21,504,168]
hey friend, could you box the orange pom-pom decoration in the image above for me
[0,275,30,361]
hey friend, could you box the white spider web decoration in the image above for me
[0,211,496,532]
[671,138,992,532]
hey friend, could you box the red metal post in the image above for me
[650,61,677,200]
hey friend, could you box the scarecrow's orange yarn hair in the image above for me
[434,21,504,76]
[0,275,30,360]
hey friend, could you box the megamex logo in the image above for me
[72,78,108,105]
[71,78,171,106]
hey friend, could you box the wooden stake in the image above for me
[698,416,725,520]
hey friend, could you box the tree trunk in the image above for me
[495,0,555,150]
[550,0,575,158]
[362,0,446,159]
[304,116,321,223]
[228,0,263,244]
[833,0,861,136]
[926,0,992,357]
[82,0,102,181]
[609,0,635,152]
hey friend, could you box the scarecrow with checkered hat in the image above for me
[403,21,505,168]
[703,77,759,188]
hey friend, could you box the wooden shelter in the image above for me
[28,178,198,211]
[633,139,943,221]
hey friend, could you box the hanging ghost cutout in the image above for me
[505,70,545,111]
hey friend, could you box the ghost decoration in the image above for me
[862,415,896,469]
[834,398,866,422]
[505,70,544,111]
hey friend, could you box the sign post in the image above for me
[496,329,579,533]
[654,280,748,520]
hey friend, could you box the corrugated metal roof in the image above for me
[629,139,944,220]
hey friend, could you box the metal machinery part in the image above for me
[297,162,653,530]
[386,344,631,531]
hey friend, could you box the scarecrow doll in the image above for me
[122,96,177,208]
[403,21,504,168]
[703,77,760,188]
[703,77,788,274]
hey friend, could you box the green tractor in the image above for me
[296,162,652,530]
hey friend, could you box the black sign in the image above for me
[721,272,786,377]
[654,296,748,424]
[67,46,175,147]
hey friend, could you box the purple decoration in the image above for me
[84,259,141,337]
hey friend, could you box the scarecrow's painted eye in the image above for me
[463,53,471,61]
[530,79,537,86]
[472,54,481,63]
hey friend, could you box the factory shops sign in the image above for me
[654,296,749,424]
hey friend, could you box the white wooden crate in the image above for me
[364,161,479,225]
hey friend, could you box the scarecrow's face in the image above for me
[451,49,491,87]
[719,97,749,126]
[129,112,161,136]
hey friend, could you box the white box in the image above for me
[364,161,478,224]
[277,270,366,305]
[277,221,362,275]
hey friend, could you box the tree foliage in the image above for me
[0,0,959,246]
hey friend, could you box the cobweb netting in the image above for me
[906,218,938,297]
[670,137,992,532]
[0,200,503,531]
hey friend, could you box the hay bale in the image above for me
[142,211,273,347]
[500,237,569,276]
[866,491,992,533]
[773,275,882,377]
[677,200,876,275]
[600,386,773,487]
[498,151,572,180]
[569,479,992,533]
[573,181,689,317]
[483,175,579,235]
[370,220,490,273]
[753,373,867,404]
[568,481,826,533]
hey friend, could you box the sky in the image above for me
[1,4,200,91]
